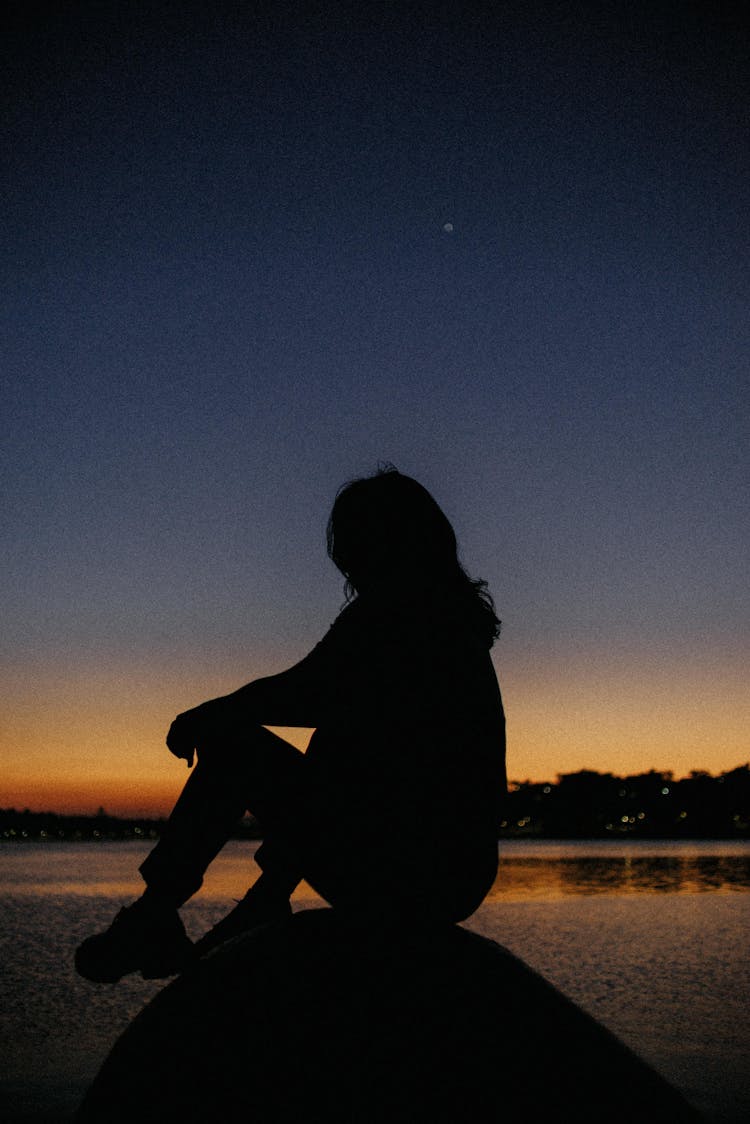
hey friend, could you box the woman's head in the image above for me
[327,467,500,642]
[327,468,456,590]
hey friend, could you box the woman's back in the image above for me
[306,589,506,864]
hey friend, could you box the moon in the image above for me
[442,222,454,233]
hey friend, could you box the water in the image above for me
[1,839,748,1122]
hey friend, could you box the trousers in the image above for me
[139,725,497,924]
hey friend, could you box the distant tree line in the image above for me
[498,764,750,839]
[0,807,263,842]
[2,764,748,841]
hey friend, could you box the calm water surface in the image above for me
[1,839,748,1122]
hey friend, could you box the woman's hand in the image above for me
[166,711,201,768]
[166,701,230,768]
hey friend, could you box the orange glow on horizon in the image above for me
[2,646,747,816]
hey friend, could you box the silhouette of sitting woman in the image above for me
[76,468,507,983]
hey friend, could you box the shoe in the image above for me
[75,899,195,983]
[194,892,292,958]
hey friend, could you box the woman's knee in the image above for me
[204,723,304,766]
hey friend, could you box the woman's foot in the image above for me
[75,898,195,983]
[194,886,292,958]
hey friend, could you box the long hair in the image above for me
[326,466,501,646]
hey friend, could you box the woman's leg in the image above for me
[139,726,309,907]
[75,727,312,982]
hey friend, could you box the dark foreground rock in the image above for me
[75,908,701,1123]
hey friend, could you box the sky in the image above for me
[2,1,748,815]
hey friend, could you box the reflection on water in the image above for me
[0,841,319,901]
[0,839,748,901]
[487,853,750,901]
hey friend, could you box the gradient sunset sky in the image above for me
[3,2,748,815]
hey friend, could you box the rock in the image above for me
[75,908,701,1122]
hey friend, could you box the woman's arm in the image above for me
[210,654,333,727]
[166,616,355,766]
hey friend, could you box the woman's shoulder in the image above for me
[330,589,492,650]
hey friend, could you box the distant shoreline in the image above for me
[3,764,748,841]
[3,832,749,843]
[0,808,262,843]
